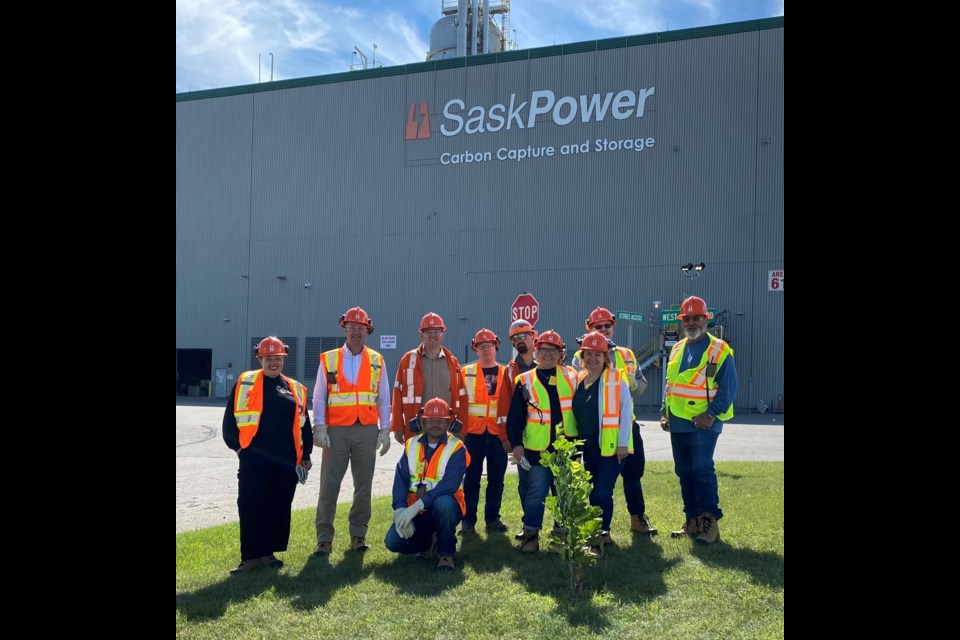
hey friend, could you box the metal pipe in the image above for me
[502,8,511,49]
[483,0,490,53]
[269,52,274,81]
[354,46,367,69]
[471,0,479,55]
[457,0,467,57]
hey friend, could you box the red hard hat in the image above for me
[534,330,565,350]
[579,331,609,352]
[420,312,446,332]
[339,306,374,334]
[472,328,500,351]
[422,397,453,419]
[509,319,538,340]
[255,336,289,357]
[585,307,616,330]
[677,296,713,319]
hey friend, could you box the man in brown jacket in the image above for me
[390,312,468,443]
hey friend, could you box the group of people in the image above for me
[221,296,737,574]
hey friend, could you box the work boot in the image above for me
[260,554,283,568]
[351,536,369,552]
[515,529,526,540]
[436,554,455,571]
[588,531,612,558]
[519,529,540,553]
[631,513,659,536]
[485,519,508,532]
[695,513,720,545]
[229,558,263,575]
[670,518,700,538]
[547,527,567,552]
[459,521,475,536]
[314,541,333,555]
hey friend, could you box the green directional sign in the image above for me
[661,308,716,323]
[616,310,644,322]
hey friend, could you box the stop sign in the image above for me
[511,292,540,327]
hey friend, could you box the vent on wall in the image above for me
[303,336,345,380]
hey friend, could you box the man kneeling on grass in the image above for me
[385,397,470,571]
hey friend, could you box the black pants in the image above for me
[237,453,298,560]
[463,432,508,524]
[620,421,647,515]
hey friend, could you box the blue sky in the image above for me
[176,0,783,93]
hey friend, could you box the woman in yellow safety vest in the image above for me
[505,330,578,553]
[570,331,632,557]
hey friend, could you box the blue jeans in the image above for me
[670,430,723,520]
[621,423,647,516]
[383,494,462,556]
[582,440,624,531]
[463,432,508,525]
[517,463,553,531]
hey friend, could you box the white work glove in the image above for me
[313,425,331,448]
[377,429,391,456]
[393,508,414,539]
[511,454,532,471]
[396,499,425,536]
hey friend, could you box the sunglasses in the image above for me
[592,323,613,330]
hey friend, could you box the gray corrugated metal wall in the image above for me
[176,19,784,412]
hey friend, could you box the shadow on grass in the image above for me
[508,548,611,632]
[176,565,289,621]
[177,553,383,620]
[280,550,383,610]
[469,533,675,632]
[370,551,466,595]
[578,532,679,613]
[691,542,784,588]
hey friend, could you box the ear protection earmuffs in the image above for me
[408,405,463,435]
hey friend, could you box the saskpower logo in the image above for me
[405,87,655,141]
[405,103,431,140]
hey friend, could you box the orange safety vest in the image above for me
[405,435,470,515]
[391,345,468,439]
[461,362,505,436]
[233,369,308,464]
[320,346,384,426]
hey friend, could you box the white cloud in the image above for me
[177,0,783,92]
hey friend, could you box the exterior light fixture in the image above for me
[681,262,706,279]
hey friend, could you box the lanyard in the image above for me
[416,441,445,482]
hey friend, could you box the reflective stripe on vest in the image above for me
[613,347,637,421]
[402,351,420,406]
[665,335,734,421]
[519,367,577,450]
[405,436,467,515]
[320,347,382,425]
[575,368,632,456]
[233,370,308,464]
[462,362,503,434]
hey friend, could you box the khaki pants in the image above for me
[315,423,379,542]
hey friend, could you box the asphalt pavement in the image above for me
[176,398,783,534]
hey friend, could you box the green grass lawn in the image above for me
[177,461,783,639]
